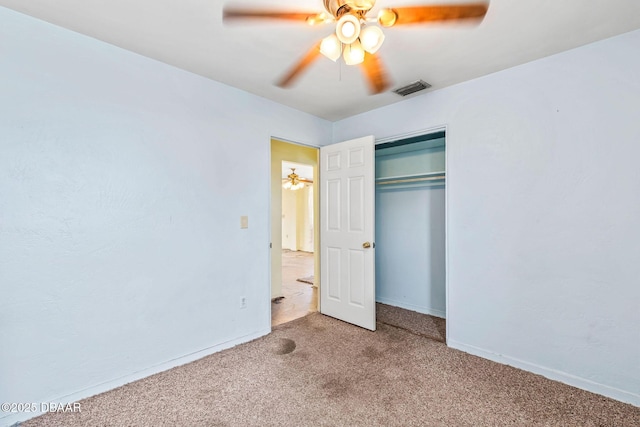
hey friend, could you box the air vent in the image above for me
[393,80,432,97]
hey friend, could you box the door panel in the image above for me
[327,247,341,300]
[320,135,376,330]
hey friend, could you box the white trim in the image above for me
[374,125,447,145]
[268,139,273,330]
[448,339,640,407]
[376,297,446,319]
[268,139,273,328]
[1,329,271,427]
[271,135,321,149]
[443,125,450,344]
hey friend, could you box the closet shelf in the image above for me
[376,171,445,185]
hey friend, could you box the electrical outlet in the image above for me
[240,216,248,229]
[240,296,247,309]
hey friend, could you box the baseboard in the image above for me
[376,297,446,319]
[447,339,640,407]
[0,328,271,427]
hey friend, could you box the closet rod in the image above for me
[377,175,445,185]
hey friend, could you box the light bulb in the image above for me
[343,41,365,66]
[341,22,355,38]
[320,34,342,62]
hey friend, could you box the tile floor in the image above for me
[271,250,317,326]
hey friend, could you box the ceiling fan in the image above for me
[283,168,312,190]
[223,0,489,94]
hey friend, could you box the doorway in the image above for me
[270,139,319,326]
[374,130,447,337]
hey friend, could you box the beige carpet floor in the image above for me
[376,303,446,343]
[24,313,640,426]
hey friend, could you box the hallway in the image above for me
[271,250,317,326]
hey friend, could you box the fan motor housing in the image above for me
[324,0,375,17]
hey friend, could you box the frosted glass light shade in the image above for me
[343,41,365,65]
[336,14,361,44]
[360,25,385,54]
[320,34,342,61]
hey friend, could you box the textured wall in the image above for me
[335,30,640,405]
[0,7,330,426]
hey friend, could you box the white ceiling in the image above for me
[2,0,640,121]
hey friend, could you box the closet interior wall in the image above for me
[375,134,446,318]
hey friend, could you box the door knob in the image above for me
[363,242,371,249]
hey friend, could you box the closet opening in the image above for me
[374,130,447,339]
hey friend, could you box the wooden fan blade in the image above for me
[277,42,322,88]
[223,9,324,23]
[360,53,391,94]
[379,3,488,27]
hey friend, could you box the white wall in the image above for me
[282,188,298,250]
[0,7,331,426]
[335,30,640,405]
[375,185,446,318]
[296,184,314,252]
[281,184,314,252]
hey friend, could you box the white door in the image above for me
[320,136,376,330]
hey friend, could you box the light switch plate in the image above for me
[240,215,248,229]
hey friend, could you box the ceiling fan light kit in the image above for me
[224,1,489,94]
[329,15,385,62]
